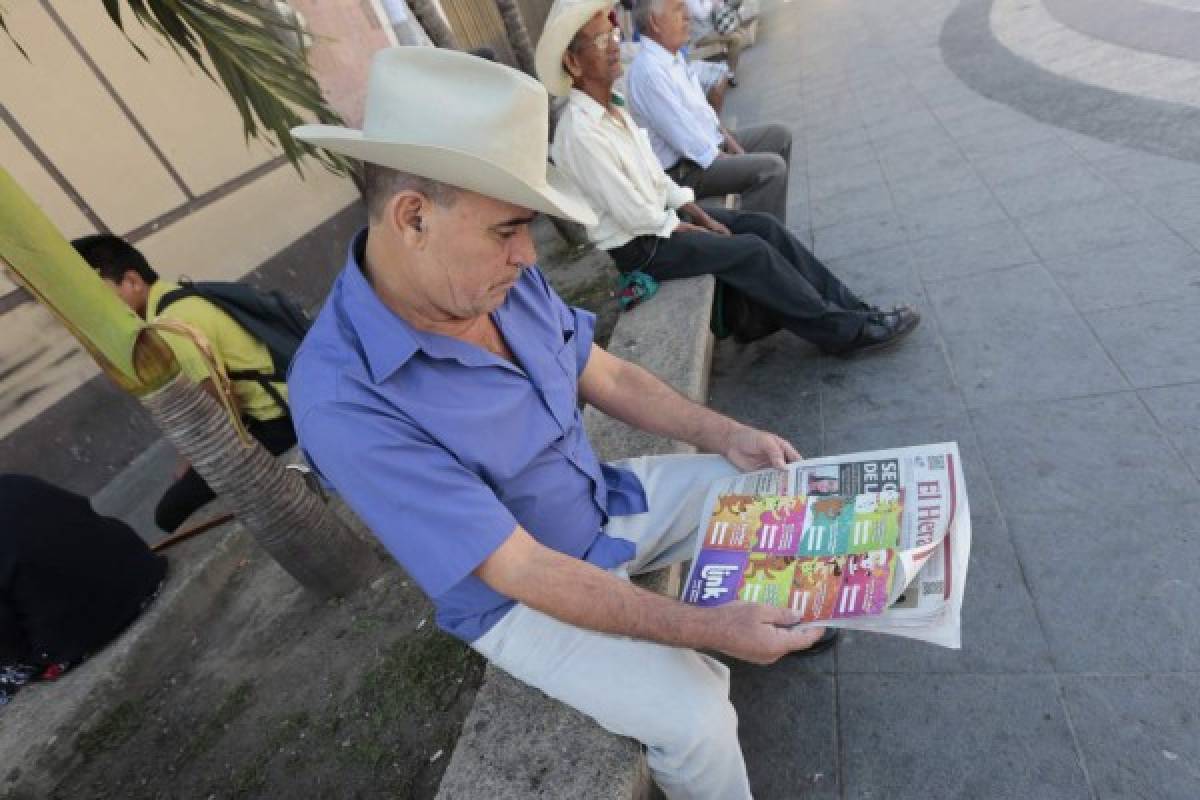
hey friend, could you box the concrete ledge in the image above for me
[437,275,716,800]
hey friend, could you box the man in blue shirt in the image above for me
[291,47,825,799]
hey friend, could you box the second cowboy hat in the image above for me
[535,0,614,97]
[292,47,596,226]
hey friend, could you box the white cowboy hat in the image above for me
[292,47,596,226]
[535,0,615,97]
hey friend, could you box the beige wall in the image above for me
[0,0,387,440]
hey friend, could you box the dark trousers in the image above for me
[607,208,871,350]
[154,414,297,532]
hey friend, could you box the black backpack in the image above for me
[157,281,311,415]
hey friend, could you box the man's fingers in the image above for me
[780,438,802,463]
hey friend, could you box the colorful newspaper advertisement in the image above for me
[681,442,971,648]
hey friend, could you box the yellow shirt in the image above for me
[147,281,288,421]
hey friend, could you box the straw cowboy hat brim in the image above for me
[292,47,597,226]
[535,0,615,97]
[291,127,592,224]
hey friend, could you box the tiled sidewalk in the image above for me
[710,1,1200,797]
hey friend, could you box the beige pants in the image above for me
[472,454,752,800]
[695,28,747,73]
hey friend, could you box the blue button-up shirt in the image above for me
[289,232,646,642]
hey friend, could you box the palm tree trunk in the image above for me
[140,372,385,597]
[409,0,461,49]
[494,0,536,75]
[1,167,383,599]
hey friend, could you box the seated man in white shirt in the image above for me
[537,0,921,357]
[627,0,791,222]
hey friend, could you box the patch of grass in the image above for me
[178,680,256,765]
[76,700,145,762]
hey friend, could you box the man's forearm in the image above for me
[479,528,719,650]
[584,351,738,455]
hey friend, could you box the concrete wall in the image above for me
[0,0,386,451]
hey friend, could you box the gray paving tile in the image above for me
[872,126,957,162]
[927,262,1070,328]
[879,144,969,182]
[1057,131,1138,163]
[808,162,887,202]
[1042,235,1200,313]
[836,512,1051,674]
[971,392,1199,514]
[969,137,1087,186]
[839,675,1091,800]
[1132,178,1200,231]
[1141,381,1200,476]
[826,238,925,298]
[862,108,944,141]
[1061,676,1200,800]
[1090,151,1200,195]
[1016,197,1173,260]
[952,122,1061,159]
[989,165,1116,219]
[812,212,908,261]
[811,182,896,228]
[811,337,964,430]
[1007,504,1200,673]
[944,312,1126,408]
[895,185,1009,239]
[1087,297,1200,387]
[730,672,839,799]
[887,163,987,207]
[909,218,1039,281]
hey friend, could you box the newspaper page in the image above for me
[680,442,971,648]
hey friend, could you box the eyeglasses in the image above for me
[575,27,621,53]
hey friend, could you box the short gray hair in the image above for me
[362,162,458,221]
[632,0,669,37]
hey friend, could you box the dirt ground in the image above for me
[21,219,619,800]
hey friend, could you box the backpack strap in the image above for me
[227,369,291,418]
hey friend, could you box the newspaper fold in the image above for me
[680,442,971,648]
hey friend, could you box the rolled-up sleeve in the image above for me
[297,403,517,599]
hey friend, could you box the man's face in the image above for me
[651,0,691,52]
[102,270,148,316]
[418,190,538,319]
[566,12,622,88]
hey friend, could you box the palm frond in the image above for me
[103,0,351,173]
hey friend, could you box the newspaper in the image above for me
[680,442,971,648]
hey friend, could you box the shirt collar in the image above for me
[568,87,627,121]
[640,37,682,66]
[337,229,420,384]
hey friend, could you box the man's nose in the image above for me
[510,228,537,266]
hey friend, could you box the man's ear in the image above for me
[388,192,427,239]
[120,268,144,291]
[563,50,582,80]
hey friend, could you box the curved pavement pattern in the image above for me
[942,0,1200,162]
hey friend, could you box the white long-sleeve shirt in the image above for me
[625,37,724,170]
[550,89,695,250]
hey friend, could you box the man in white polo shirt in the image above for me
[626,0,792,222]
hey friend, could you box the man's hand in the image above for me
[675,221,712,236]
[723,423,801,471]
[678,203,732,236]
[722,130,746,155]
[709,602,827,664]
[701,216,731,236]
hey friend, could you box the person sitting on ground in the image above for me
[72,235,297,533]
[288,45,831,800]
[627,0,791,222]
[684,0,745,86]
[1,474,167,707]
[538,0,920,356]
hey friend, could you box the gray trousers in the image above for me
[473,454,751,800]
[668,122,792,223]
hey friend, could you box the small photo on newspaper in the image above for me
[681,442,971,648]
